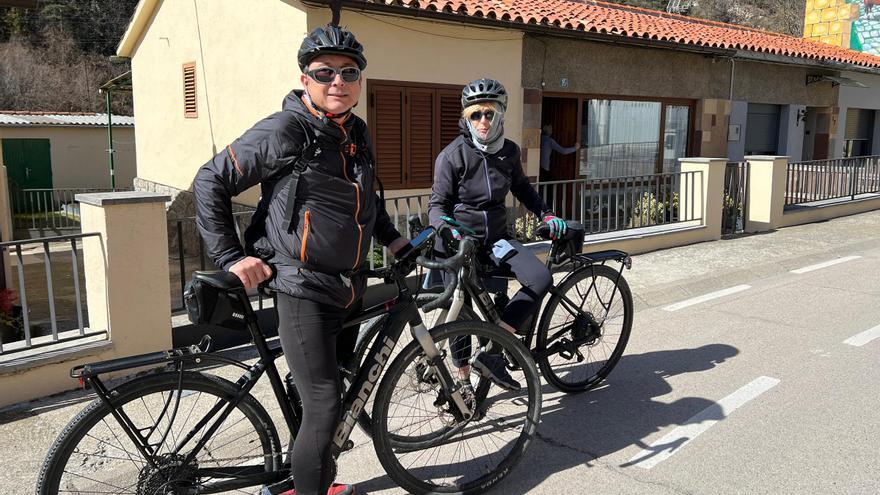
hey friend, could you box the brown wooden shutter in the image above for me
[371,86,405,187]
[439,89,461,149]
[183,62,197,118]
[407,88,435,188]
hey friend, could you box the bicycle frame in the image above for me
[430,246,631,358]
[70,263,473,493]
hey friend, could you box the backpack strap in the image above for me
[280,120,320,233]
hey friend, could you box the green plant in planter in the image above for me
[369,245,385,269]
[0,288,24,344]
[513,214,540,242]
[629,191,680,228]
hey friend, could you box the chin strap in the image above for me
[302,90,352,123]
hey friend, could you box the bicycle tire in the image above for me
[536,263,633,393]
[36,371,282,495]
[352,294,481,438]
[372,320,541,494]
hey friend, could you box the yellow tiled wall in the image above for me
[804,0,860,48]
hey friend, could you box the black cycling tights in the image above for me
[275,294,358,495]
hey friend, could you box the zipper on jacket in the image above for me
[300,210,311,262]
[334,121,363,308]
[482,155,491,243]
[335,122,363,267]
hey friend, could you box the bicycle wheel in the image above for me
[536,263,633,393]
[352,294,481,438]
[37,371,282,495]
[372,320,541,494]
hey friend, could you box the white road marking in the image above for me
[662,285,752,312]
[790,255,861,274]
[628,376,780,469]
[844,324,880,347]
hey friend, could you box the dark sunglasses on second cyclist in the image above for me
[307,66,361,84]
[469,110,496,121]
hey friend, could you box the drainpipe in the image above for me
[104,89,116,190]
[729,58,735,102]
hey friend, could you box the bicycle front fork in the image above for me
[409,318,474,420]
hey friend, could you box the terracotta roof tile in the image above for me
[360,0,880,70]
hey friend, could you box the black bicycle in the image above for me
[357,218,634,398]
[36,227,542,495]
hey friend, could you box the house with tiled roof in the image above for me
[116,0,880,209]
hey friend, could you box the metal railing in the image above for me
[10,187,131,234]
[511,171,703,241]
[786,156,880,206]
[0,232,105,356]
[723,162,749,234]
[168,210,256,312]
[368,193,434,269]
[172,171,703,285]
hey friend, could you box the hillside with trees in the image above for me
[0,0,138,114]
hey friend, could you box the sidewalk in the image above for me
[2,209,879,492]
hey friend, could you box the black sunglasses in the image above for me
[307,66,361,84]
[469,110,496,121]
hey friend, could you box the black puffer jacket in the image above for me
[428,120,552,245]
[194,90,402,308]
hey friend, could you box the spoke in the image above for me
[59,470,134,493]
[95,418,145,470]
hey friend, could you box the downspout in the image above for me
[729,57,735,102]
[104,89,116,189]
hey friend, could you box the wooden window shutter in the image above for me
[406,88,436,188]
[183,62,197,118]
[439,89,461,149]
[370,86,405,187]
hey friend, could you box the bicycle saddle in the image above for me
[192,270,244,290]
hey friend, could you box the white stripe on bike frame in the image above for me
[790,255,861,274]
[661,285,751,312]
[844,324,880,347]
[628,376,780,469]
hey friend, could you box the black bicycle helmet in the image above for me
[298,25,367,71]
[461,78,508,111]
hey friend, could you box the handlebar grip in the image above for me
[415,256,448,271]
[421,269,457,312]
[415,237,474,312]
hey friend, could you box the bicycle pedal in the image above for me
[260,477,295,495]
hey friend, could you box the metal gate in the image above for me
[722,161,749,235]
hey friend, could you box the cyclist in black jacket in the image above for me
[428,78,568,392]
[194,25,408,495]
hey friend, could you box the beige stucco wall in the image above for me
[128,0,309,204]
[781,196,880,227]
[0,126,136,189]
[127,1,522,201]
[0,193,172,407]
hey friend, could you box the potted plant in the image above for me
[0,288,24,345]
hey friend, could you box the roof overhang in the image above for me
[303,0,880,77]
[805,74,868,88]
[100,71,133,92]
[116,0,161,58]
[300,0,736,58]
[733,49,880,77]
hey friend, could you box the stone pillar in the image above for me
[744,156,789,232]
[678,158,728,240]
[77,191,172,354]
